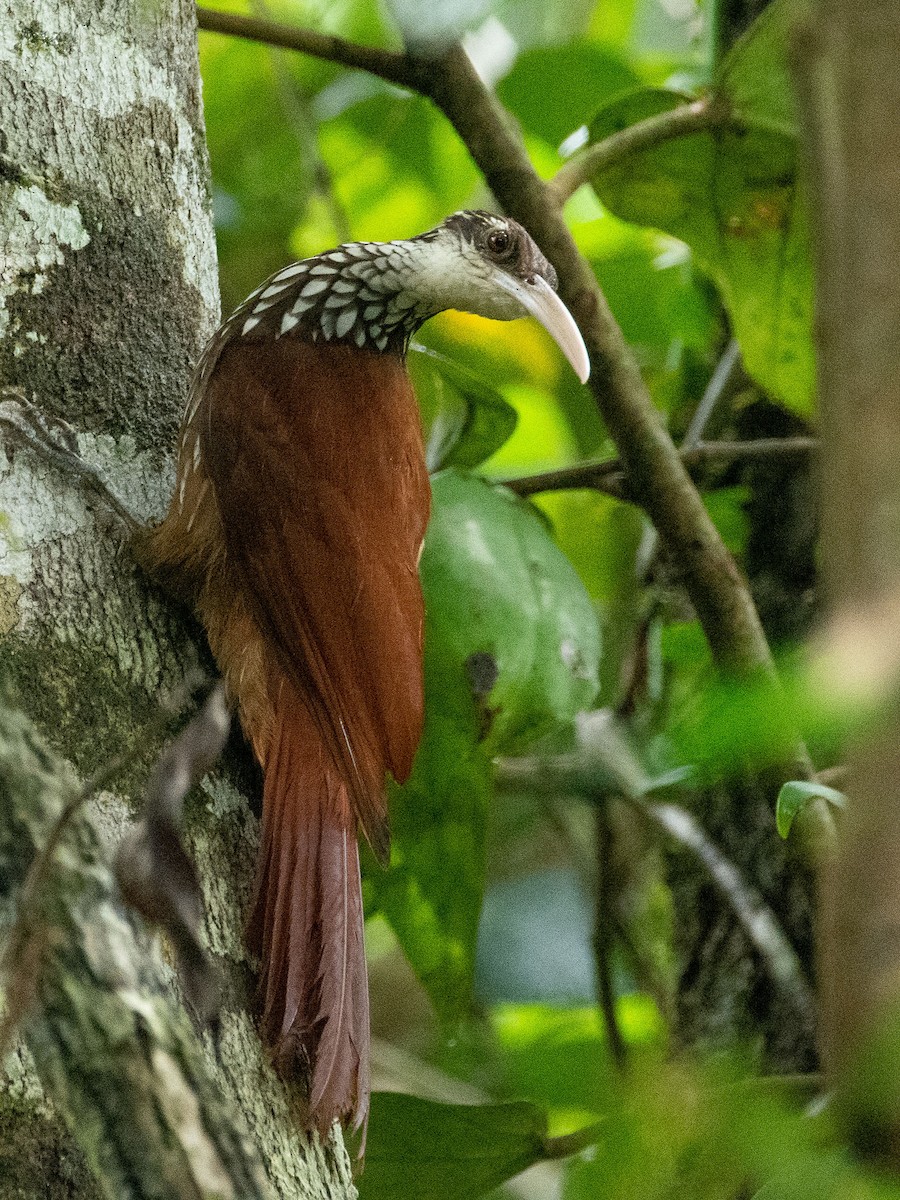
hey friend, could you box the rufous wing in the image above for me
[199,338,431,859]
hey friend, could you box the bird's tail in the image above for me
[246,695,370,1138]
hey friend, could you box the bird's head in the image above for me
[227,210,589,383]
[406,210,590,383]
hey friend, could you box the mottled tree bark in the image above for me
[0,2,354,1195]
[798,0,900,1164]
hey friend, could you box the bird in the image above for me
[143,210,589,1139]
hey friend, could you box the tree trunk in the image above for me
[798,0,900,1164]
[0,1,354,1194]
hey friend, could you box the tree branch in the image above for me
[551,96,722,203]
[399,44,790,694]
[195,6,418,89]
[502,437,818,499]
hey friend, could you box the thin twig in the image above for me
[594,804,629,1071]
[636,338,744,577]
[551,97,722,204]
[682,340,743,453]
[196,7,418,89]
[632,797,815,1016]
[502,437,818,499]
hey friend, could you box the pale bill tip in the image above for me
[498,274,590,384]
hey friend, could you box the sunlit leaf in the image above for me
[491,999,663,1115]
[483,384,581,474]
[776,780,846,839]
[356,1093,548,1200]
[589,87,813,413]
[409,344,517,471]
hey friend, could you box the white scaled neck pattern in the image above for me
[221,239,437,355]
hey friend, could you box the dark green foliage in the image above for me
[357,1093,548,1199]
[588,0,812,411]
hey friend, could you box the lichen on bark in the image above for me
[0,0,356,1194]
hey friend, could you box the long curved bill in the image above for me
[495,273,590,384]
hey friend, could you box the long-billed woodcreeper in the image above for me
[145,211,589,1137]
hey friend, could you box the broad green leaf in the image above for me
[776,780,846,839]
[409,344,518,471]
[370,471,601,1018]
[589,87,813,413]
[536,493,647,707]
[357,1093,549,1200]
[497,43,638,146]
[424,471,601,756]
[717,0,800,136]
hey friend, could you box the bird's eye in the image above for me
[487,229,513,256]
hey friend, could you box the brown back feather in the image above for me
[199,338,431,858]
[247,692,370,1135]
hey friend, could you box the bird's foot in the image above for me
[0,387,142,534]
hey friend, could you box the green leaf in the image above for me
[717,0,801,137]
[589,87,813,413]
[409,345,518,471]
[370,471,601,1018]
[357,1093,548,1200]
[490,1000,663,1113]
[497,42,638,146]
[776,780,846,839]
[424,471,601,756]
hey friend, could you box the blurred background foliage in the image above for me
[196,0,848,1195]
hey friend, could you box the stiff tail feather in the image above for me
[246,697,371,1137]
